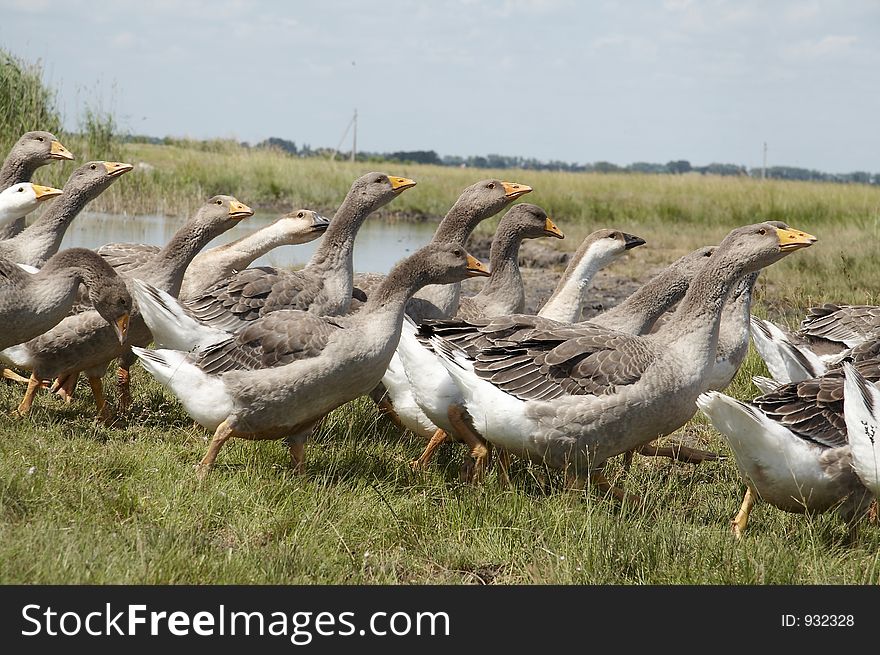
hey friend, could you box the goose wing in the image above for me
[427,318,653,401]
[98,243,161,275]
[193,309,341,374]
[799,304,880,347]
[418,314,564,357]
[751,358,880,449]
[184,266,325,333]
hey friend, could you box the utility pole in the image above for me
[350,109,357,163]
[762,141,767,180]
[330,110,357,162]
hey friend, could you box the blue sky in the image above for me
[2,0,878,172]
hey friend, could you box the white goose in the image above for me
[842,362,880,500]
[747,302,880,389]
[0,182,63,230]
[400,228,646,477]
[423,223,815,499]
[699,350,880,537]
[378,203,565,457]
[131,242,490,478]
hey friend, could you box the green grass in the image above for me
[5,121,880,584]
[23,138,880,312]
[0,49,63,156]
[1,338,879,584]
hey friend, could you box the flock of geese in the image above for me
[1,129,879,539]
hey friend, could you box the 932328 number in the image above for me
[803,615,854,627]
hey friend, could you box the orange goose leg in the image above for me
[87,376,115,424]
[410,429,449,471]
[196,420,235,481]
[14,373,43,416]
[732,486,756,539]
[2,368,30,384]
[447,404,490,483]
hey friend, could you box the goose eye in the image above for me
[37,136,44,142]
[297,212,304,218]
[487,182,495,189]
[90,164,97,170]
[757,228,766,235]
[216,199,222,205]
[608,232,618,239]
[376,177,384,183]
[17,187,24,192]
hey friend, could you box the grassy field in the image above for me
[2,351,879,585]
[2,143,880,584]
[29,139,880,310]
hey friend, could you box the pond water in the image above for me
[60,211,439,274]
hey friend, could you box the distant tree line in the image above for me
[121,133,880,187]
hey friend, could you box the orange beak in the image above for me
[501,181,532,200]
[102,161,134,177]
[49,140,74,161]
[389,176,417,193]
[465,254,490,278]
[543,217,564,239]
[32,184,64,201]
[228,199,254,219]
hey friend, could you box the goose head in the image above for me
[9,131,74,164]
[194,195,255,232]
[274,209,331,244]
[0,182,63,221]
[401,242,491,289]
[574,228,646,270]
[349,172,417,212]
[90,273,133,345]
[716,222,816,274]
[450,178,533,221]
[674,244,716,278]
[499,203,565,240]
[61,161,134,201]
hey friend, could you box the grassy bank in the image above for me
[7,137,880,584]
[23,139,880,315]
[2,347,879,584]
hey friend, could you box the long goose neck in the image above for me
[199,221,289,272]
[430,202,485,247]
[0,152,38,189]
[475,223,525,309]
[307,192,372,273]
[658,256,748,354]
[357,263,433,345]
[363,262,426,313]
[599,267,688,334]
[150,222,226,295]
[719,272,759,349]
[29,250,93,312]
[3,189,87,266]
[412,203,492,315]
[538,247,605,323]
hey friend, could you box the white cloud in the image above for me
[785,1,820,22]
[783,34,859,61]
[592,33,655,53]
[501,0,572,15]
[663,0,694,10]
[111,32,139,48]
[0,0,53,11]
